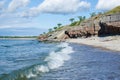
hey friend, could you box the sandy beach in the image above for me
[66,36,120,52]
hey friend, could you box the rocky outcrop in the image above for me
[98,13,120,36]
[65,13,120,38]
[38,35,48,41]
[38,13,120,41]
[38,30,69,41]
[64,17,100,38]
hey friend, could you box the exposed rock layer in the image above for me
[65,14,120,38]
[38,13,120,41]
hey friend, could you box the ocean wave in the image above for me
[26,42,74,79]
[0,42,74,80]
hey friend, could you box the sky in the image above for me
[0,0,120,36]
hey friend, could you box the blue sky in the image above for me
[0,0,120,36]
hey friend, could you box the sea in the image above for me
[0,39,120,80]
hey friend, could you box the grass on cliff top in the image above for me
[55,26,64,31]
[69,20,85,26]
[45,26,64,35]
[106,6,120,15]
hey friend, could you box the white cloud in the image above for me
[0,0,91,29]
[96,0,120,10]
[39,0,90,14]
[21,7,40,18]
[21,0,90,17]
[8,0,30,12]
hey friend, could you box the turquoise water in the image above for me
[0,39,120,80]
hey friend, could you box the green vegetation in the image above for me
[78,16,86,21]
[70,21,78,26]
[77,16,86,25]
[69,16,86,26]
[48,28,53,33]
[46,15,87,33]
[40,6,120,38]
[106,6,120,14]
[69,18,77,26]
[48,23,63,32]
[46,23,63,35]
[57,23,62,27]
[55,26,64,31]
[90,12,96,17]
[54,26,58,30]
[69,18,75,23]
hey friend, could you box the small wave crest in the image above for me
[27,42,74,78]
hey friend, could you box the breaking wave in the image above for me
[0,42,74,80]
[27,42,74,78]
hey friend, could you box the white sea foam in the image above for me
[45,43,74,69]
[38,65,49,73]
[27,42,74,78]
[27,72,37,78]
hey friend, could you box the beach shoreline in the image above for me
[66,36,120,52]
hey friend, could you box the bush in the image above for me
[70,21,78,26]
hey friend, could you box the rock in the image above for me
[65,13,120,38]
[38,13,120,41]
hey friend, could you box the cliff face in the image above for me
[39,14,120,41]
[38,13,120,41]
[38,6,120,41]
[64,16,100,38]
[65,13,120,38]
[98,13,120,36]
